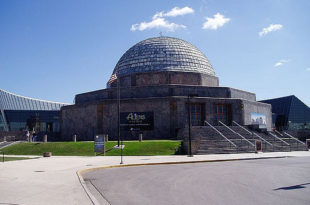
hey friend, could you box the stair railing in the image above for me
[232,121,273,147]
[218,121,255,147]
[269,132,290,146]
[204,120,237,148]
[275,130,284,136]
[284,132,305,148]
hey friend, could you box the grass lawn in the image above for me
[0,140,181,156]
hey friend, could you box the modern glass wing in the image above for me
[0,88,69,131]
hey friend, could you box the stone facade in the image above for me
[109,71,219,88]
[61,93,271,141]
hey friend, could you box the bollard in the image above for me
[43,135,47,143]
[73,135,77,142]
[3,136,6,142]
[43,152,52,157]
[139,133,143,142]
[105,134,109,142]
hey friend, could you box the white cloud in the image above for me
[130,17,186,32]
[274,59,289,67]
[202,13,230,30]
[259,24,283,37]
[306,68,310,71]
[153,6,194,19]
[131,6,193,32]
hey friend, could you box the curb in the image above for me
[77,155,289,205]
[76,171,102,205]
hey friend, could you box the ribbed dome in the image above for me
[112,37,215,77]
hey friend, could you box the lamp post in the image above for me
[187,94,198,157]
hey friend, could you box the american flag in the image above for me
[108,73,117,85]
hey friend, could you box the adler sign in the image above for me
[120,112,154,130]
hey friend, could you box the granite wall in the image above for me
[75,85,256,105]
[61,96,268,140]
[108,71,219,88]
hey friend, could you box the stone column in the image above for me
[73,135,77,142]
[43,135,47,143]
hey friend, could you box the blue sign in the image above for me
[94,135,105,153]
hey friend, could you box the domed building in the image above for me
[108,37,218,88]
[61,36,274,152]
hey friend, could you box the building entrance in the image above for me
[186,103,204,126]
[214,104,232,125]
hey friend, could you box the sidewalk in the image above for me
[0,151,310,205]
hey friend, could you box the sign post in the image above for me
[94,135,105,155]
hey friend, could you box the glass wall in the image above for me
[0,113,5,131]
[5,110,61,132]
[0,88,68,134]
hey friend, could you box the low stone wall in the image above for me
[179,127,204,155]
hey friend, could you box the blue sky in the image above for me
[1,0,309,106]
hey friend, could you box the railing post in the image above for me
[297,141,298,150]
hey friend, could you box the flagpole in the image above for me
[117,72,123,164]
[117,72,120,148]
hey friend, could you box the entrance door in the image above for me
[186,103,203,126]
[214,104,232,125]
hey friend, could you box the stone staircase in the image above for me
[181,125,308,155]
[229,126,274,152]
[196,127,238,154]
[272,131,307,151]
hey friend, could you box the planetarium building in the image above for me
[61,37,273,143]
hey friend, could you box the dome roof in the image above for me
[112,37,215,77]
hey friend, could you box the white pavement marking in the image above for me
[0,152,310,205]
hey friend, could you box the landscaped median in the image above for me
[0,140,181,156]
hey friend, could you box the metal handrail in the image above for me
[204,120,237,148]
[219,121,255,147]
[232,121,252,134]
[284,132,305,145]
[232,121,273,146]
[269,132,290,146]
[275,130,283,136]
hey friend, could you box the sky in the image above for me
[0,0,309,106]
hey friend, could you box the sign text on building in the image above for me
[120,112,154,130]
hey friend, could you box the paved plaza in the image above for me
[0,152,310,205]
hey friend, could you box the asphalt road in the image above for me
[83,157,310,205]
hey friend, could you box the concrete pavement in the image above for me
[0,151,310,205]
[84,157,310,205]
